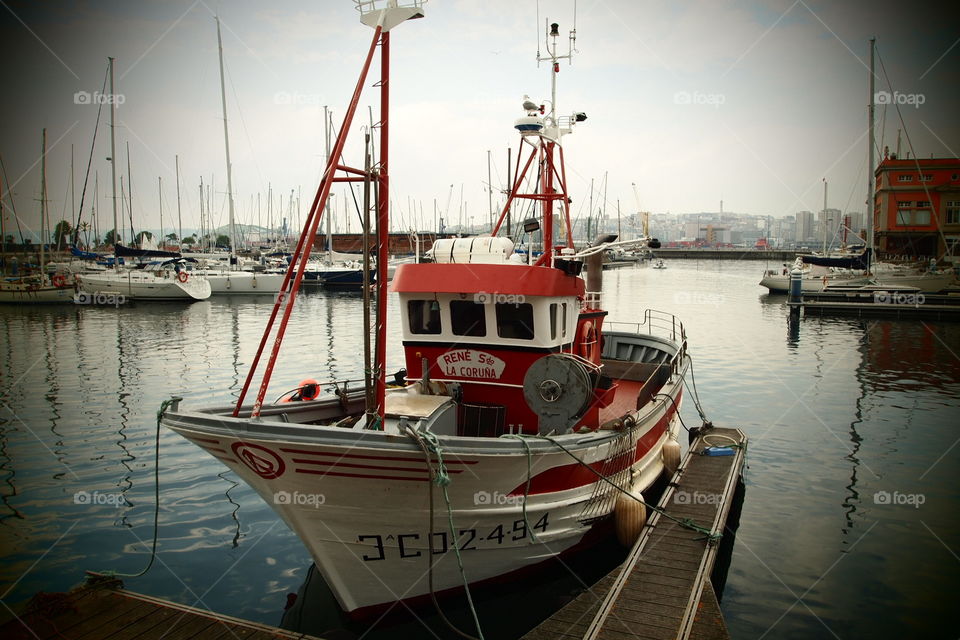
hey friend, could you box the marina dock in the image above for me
[1,576,325,640]
[522,426,747,640]
[791,290,960,320]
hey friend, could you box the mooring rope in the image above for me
[403,425,485,640]
[498,434,539,543]
[506,432,722,544]
[88,398,168,580]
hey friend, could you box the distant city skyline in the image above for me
[1,1,957,244]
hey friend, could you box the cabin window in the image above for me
[450,300,486,336]
[496,303,534,340]
[408,300,441,334]
[562,303,568,338]
[550,303,558,340]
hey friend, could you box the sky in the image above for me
[0,0,957,242]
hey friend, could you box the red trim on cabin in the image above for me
[390,263,585,297]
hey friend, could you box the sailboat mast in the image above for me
[216,16,237,263]
[109,57,118,252]
[158,176,163,247]
[175,155,182,247]
[40,129,46,278]
[867,38,875,263]
[821,179,828,254]
[126,142,134,244]
[324,105,333,262]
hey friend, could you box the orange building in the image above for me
[874,155,960,260]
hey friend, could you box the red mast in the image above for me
[234,2,425,419]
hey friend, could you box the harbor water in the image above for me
[1,260,957,639]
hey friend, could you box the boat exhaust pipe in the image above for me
[586,234,617,304]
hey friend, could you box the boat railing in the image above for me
[606,309,687,345]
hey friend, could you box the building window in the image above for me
[946,201,960,225]
[898,200,913,208]
[896,210,931,226]
[898,175,913,182]
[916,201,931,208]
[496,303,534,340]
[450,300,486,336]
[408,300,441,334]
[921,174,933,182]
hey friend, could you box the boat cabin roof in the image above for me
[391,263,584,297]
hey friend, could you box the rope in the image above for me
[683,354,710,424]
[511,433,722,544]
[87,398,168,579]
[499,434,539,543]
[403,425,484,640]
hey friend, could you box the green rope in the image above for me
[89,398,169,581]
[510,433,723,544]
[415,429,485,640]
[498,434,538,543]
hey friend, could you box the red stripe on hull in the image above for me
[508,401,679,496]
[294,469,433,481]
[280,448,477,465]
[291,458,464,474]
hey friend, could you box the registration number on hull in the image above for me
[358,513,549,561]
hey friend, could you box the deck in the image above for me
[522,425,746,640]
[1,576,325,640]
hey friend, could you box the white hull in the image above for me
[164,373,682,616]
[869,271,957,293]
[77,270,211,300]
[759,271,871,293]
[192,270,285,294]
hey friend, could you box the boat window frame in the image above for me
[450,299,487,337]
[495,301,535,340]
[407,299,442,335]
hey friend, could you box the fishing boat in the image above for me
[161,2,690,620]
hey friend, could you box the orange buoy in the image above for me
[177,271,189,283]
[297,379,320,401]
[614,492,647,547]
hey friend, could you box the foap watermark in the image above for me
[874,291,925,305]
[673,490,721,506]
[874,490,925,509]
[74,90,125,106]
[673,291,725,306]
[274,91,322,106]
[274,490,326,508]
[74,291,127,307]
[74,490,128,507]
[474,490,523,506]
[875,91,925,108]
[674,90,725,108]
[474,291,526,305]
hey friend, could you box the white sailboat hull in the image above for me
[759,271,871,293]
[869,271,957,293]
[192,270,285,294]
[77,271,211,300]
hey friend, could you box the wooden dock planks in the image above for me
[523,426,746,640]
[1,577,325,640]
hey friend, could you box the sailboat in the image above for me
[760,181,872,293]
[0,129,76,304]
[76,57,211,302]
[162,4,692,620]
[185,18,285,296]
